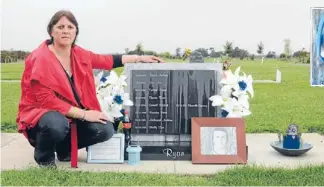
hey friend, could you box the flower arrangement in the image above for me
[94,70,134,123]
[209,65,254,118]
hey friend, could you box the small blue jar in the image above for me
[283,135,300,149]
[126,143,142,165]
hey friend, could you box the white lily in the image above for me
[237,93,250,110]
[94,70,134,122]
[232,72,254,98]
[94,71,110,90]
[106,70,127,87]
[121,93,134,106]
[209,85,233,106]
[210,66,254,118]
[221,97,251,117]
[220,67,241,86]
[101,96,123,122]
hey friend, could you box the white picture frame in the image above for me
[87,133,125,163]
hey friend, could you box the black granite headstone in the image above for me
[189,51,204,63]
[124,63,222,160]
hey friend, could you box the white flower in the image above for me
[94,70,134,122]
[237,94,250,110]
[221,98,251,118]
[209,66,254,118]
[102,96,123,122]
[106,71,127,87]
[220,67,240,86]
[232,72,254,98]
[120,93,134,106]
[94,71,110,90]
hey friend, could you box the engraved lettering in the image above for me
[135,112,147,114]
[136,81,146,84]
[149,119,162,122]
[134,126,147,129]
[135,119,146,122]
[150,73,158,76]
[159,73,168,77]
[135,97,146,99]
[163,148,185,159]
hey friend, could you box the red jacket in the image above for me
[16,40,115,139]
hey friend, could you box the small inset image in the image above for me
[311,7,324,86]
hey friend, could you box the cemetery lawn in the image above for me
[1,59,323,134]
[1,61,25,80]
[2,164,324,186]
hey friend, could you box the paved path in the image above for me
[1,133,323,174]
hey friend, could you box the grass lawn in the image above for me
[1,59,323,186]
[1,58,323,134]
[1,82,21,132]
[2,164,324,186]
[1,61,25,80]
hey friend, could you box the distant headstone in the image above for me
[124,63,222,160]
[189,51,204,63]
[276,69,281,83]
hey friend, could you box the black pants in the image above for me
[27,111,114,165]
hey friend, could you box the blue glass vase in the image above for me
[283,135,300,149]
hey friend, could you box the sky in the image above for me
[1,0,324,55]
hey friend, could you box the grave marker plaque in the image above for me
[124,63,222,160]
[189,51,204,63]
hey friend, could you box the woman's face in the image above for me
[51,16,77,47]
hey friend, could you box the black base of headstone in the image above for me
[125,142,191,160]
[124,145,249,161]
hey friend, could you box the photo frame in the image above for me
[87,133,125,164]
[191,117,247,164]
[310,7,324,86]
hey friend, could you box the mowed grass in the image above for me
[1,59,323,134]
[1,59,324,186]
[2,164,324,186]
[1,61,25,80]
[1,82,21,132]
[230,59,324,134]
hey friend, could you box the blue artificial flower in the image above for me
[221,109,229,118]
[100,76,107,83]
[113,95,123,104]
[238,80,247,91]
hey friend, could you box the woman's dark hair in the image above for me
[47,10,79,46]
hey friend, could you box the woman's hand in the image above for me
[84,110,108,124]
[138,55,165,63]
